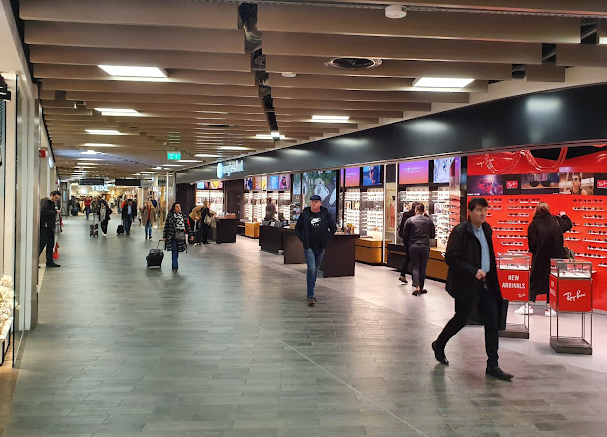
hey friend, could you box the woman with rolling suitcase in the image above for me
[163,203,192,272]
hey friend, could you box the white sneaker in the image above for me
[102,233,107,237]
[545,308,557,317]
[514,303,533,315]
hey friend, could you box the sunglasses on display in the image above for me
[508,213,530,217]
[576,253,607,259]
[589,230,607,235]
[588,246,607,252]
[565,237,581,241]
[528,180,552,187]
[496,234,527,239]
[573,199,603,203]
[573,206,605,211]
[584,222,607,227]
[493,227,524,232]
[584,238,607,243]
[497,220,529,224]
[508,205,535,210]
[501,241,525,246]
[599,263,607,268]
[508,198,540,203]
[583,215,604,219]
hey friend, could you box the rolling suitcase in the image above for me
[146,240,164,268]
[89,215,98,237]
[117,224,125,235]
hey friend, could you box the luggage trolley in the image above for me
[549,259,593,355]
[497,253,531,338]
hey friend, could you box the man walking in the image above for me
[39,191,61,268]
[432,197,513,381]
[121,198,136,236]
[83,196,91,219]
[402,203,435,296]
[295,194,337,306]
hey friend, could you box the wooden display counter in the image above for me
[320,234,360,278]
[355,238,383,264]
[244,222,260,239]
[386,244,448,282]
[259,225,285,254]
[211,216,237,244]
[283,228,306,264]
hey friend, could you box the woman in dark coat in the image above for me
[517,202,572,316]
[163,203,192,272]
[199,201,213,245]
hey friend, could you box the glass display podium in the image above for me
[497,254,531,338]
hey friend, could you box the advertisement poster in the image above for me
[208,181,223,190]
[559,172,594,195]
[292,173,301,195]
[344,167,360,187]
[253,176,262,190]
[399,161,429,185]
[434,157,455,184]
[244,178,253,191]
[362,165,382,186]
[278,174,290,190]
[302,170,338,221]
[521,173,559,193]
[467,174,504,196]
[268,175,279,191]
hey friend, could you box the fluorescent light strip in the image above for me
[85,129,124,135]
[95,108,138,114]
[83,143,121,148]
[98,65,167,78]
[256,134,285,140]
[312,115,350,122]
[413,77,474,88]
[220,146,252,151]
[194,154,220,158]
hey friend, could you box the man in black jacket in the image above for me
[39,191,61,268]
[398,202,420,284]
[402,203,436,296]
[295,194,337,306]
[432,197,513,381]
[121,199,137,236]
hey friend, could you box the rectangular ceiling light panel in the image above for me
[85,129,125,135]
[98,65,168,78]
[413,77,474,88]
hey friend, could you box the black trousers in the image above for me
[409,244,430,289]
[400,247,411,277]
[100,221,108,234]
[39,228,54,265]
[201,224,210,243]
[436,282,500,368]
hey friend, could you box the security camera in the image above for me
[385,5,408,19]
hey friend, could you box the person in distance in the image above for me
[402,203,436,296]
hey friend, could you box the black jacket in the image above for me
[121,203,137,220]
[295,206,337,250]
[403,214,436,249]
[40,198,57,230]
[398,208,416,239]
[445,220,499,299]
[96,206,112,224]
[528,211,572,300]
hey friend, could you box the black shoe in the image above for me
[412,289,420,296]
[172,267,178,272]
[46,263,60,268]
[432,341,449,365]
[486,366,513,381]
[399,276,408,284]
[307,297,315,306]
[420,289,428,294]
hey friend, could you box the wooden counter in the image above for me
[386,244,448,282]
[211,217,237,244]
[244,222,260,239]
[259,225,284,254]
[355,238,383,264]
[320,234,360,278]
[283,229,306,264]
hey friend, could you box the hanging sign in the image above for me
[167,152,182,160]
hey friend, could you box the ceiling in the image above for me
[16,0,607,181]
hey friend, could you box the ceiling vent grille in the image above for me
[325,57,382,69]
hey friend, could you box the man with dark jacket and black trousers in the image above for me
[432,197,513,381]
[121,199,137,236]
[40,191,61,268]
[402,203,436,296]
[398,202,421,284]
[295,194,337,306]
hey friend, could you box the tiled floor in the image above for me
[6,216,607,436]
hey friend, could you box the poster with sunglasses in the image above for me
[559,172,594,195]
[521,173,559,193]
[467,175,504,196]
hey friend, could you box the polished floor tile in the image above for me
[5,216,607,437]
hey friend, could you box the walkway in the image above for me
[5,216,607,436]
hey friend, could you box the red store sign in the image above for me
[498,270,529,301]
[549,275,592,312]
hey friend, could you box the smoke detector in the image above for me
[385,5,408,19]
[325,57,382,70]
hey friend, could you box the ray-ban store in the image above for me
[177,84,607,311]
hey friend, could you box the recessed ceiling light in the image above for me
[194,154,220,158]
[220,146,252,150]
[98,65,167,78]
[256,134,286,140]
[311,115,350,122]
[95,108,142,117]
[281,72,297,78]
[85,129,124,135]
[413,77,474,88]
[153,166,163,170]
[83,143,120,148]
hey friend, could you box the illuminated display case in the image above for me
[361,188,383,239]
[244,192,253,222]
[344,189,361,234]
[196,189,224,216]
[278,192,291,221]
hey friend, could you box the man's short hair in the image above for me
[415,203,425,213]
[50,190,61,196]
[468,197,489,211]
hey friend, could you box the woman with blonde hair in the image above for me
[516,201,572,316]
[200,200,213,245]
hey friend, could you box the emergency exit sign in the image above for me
[167,152,181,160]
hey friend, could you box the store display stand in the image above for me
[549,260,593,355]
[497,254,530,339]
[0,319,12,365]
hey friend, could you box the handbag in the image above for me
[204,215,212,226]
[174,230,186,242]
[563,241,575,259]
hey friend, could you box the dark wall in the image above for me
[224,179,243,219]
[176,183,196,215]
[177,84,607,184]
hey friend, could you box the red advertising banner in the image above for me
[498,270,529,301]
[549,275,592,312]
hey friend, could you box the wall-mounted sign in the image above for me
[79,178,104,185]
[114,178,141,186]
[217,160,244,178]
[91,185,109,192]
[167,151,182,160]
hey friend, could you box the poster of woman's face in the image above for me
[559,172,594,195]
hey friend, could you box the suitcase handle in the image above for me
[157,240,164,250]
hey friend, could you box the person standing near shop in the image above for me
[39,191,61,268]
[200,201,213,245]
[83,196,92,219]
[97,200,112,237]
[121,198,136,236]
[402,203,436,296]
[142,200,156,240]
[398,202,420,284]
[163,203,192,272]
[516,202,572,316]
[432,197,513,381]
[295,194,337,306]
[265,197,277,221]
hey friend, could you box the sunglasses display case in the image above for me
[496,253,531,338]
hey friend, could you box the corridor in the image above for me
[6,216,607,437]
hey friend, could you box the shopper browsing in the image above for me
[516,202,572,316]
[402,203,436,296]
[265,197,277,221]
[96,200,112,237]
[398,202,421,285]
[200,201,213,245]
[432,197,513,381]
[163,203,193,272]
[295,194,337,306]
[39,191,61,268]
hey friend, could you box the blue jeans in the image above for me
[304,247,325,299]
[123,218,132,235]
[85,206,90,218]
[144,221,152,238]
[171,239,179,269]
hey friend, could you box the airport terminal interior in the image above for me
[3,1,607,436]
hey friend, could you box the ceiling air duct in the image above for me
[325,57,382,70]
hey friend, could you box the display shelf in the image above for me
[344,189,361,234]
[278,192,291,221]
[196,190,224,216]
[244,192,253,222]
[361,188,383,239]
[431,187,449,248]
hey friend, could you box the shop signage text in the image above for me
[79,178,104,185]
[217,160,244,178]
[498,270,529,301]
